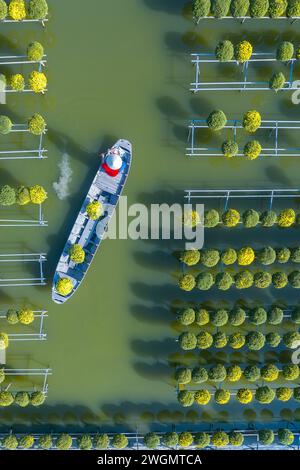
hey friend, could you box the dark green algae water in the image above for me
[0,0,300,432]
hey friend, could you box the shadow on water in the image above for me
[130,304,171,326]
[133,361,171,382]
[143,0,191,15]
[45,134,118,277]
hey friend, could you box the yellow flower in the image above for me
[9,0,26,20]
[277,209,295,227]
[243,110,262,133]
[56,278,73,296]
[29,71,47,93]
[237,247,255,266]
[194,389,211,405]
[29,185,47,204]
[10,73,25,91]
[235,41,253,63]
[236,388,253,404]
[183,210,200,228]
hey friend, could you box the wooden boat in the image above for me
[52,139,132,304]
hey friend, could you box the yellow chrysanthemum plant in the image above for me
[237,247,255,266]
[277,208,296,227]
[235,41,253,63]
[10,73,25,91]
[183,209,201,228]
[243,110,262,133]
[28,71,47,93]
[9,0,26,21]
[55,278,74,297]
[29,185,47,204]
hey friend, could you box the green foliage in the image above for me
[288,270,300,288]
[244,365,261,381]
[261,364,279,381]
[207,110,227,130]
[77,434,93,450]
[38,434,53,449]
[179,250,200,266]
[2,434,18,449]
[283,331,300,348]
[222,208,240,227]
[272,271,288,288]
[0,368,5,384]
[276,247,290,263]
[0,391,14,407]
[214,388,231,404]
[277,41,294,60]
[215,272,234,290]
[144,432,160,449]
[278,428,294,445]
[213,331,228,348]
[210,309,228,326]
[249,0,270,17]
[211,0,231,17]
[177,308,195,326]
[0,115,12,134]
[56,434,73,450]
[229,307,246,326]
[28,113,46,135]
[267,306,283,325]
[215,40,234,61]
[269,71,286,90]
[201,248,220,267]
[266,332,281,347]
[6,308,19,324]
[291,247,300,263]
[221,248,237,265]
[179,332,197,350]
[112,434,128,449]
[259,429,274,445]
[258,246,276,265]
[246,331,266,350]
[253,271,272,288]
[235,270,254,289]
[192,367,208,383]
[228,332,245,349]
[175,367,192,385]
[286,0,300,17]
[229,431,244,447]
[27,0,49,19]
[177,390,194,407]
[204,209,220,227]
[276,387,293,401]
[10,73,25,91]
[260,210,277,227]
[27,42,44,61]
[294,387,300,402]
[94,434,110,449]
[249,307,267,325]
[196,272,214,290]
[231,0,250,16]
[193,0,211,18]
[179,274,195,291]
[208,364,227,382]
[69,244,85,264]
[161,432,178,448]
[0,185,16,206]
[197,331,213,349]
[19,435,35,449]
[291,308,300,324]
[269,0,288,16]
[244,140,262,160]
[195,308,210,325]
[30,391,46,406]
[255,386,275,404]
[194,432,210,448]
[16,186,31,205]
[282,364,299,380]
[0,0,8,19]
[236,388,253,403]
[15,391,30,407]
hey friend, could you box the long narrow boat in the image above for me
[52,139,132,304]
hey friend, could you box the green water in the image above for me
[1,0,300,431]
